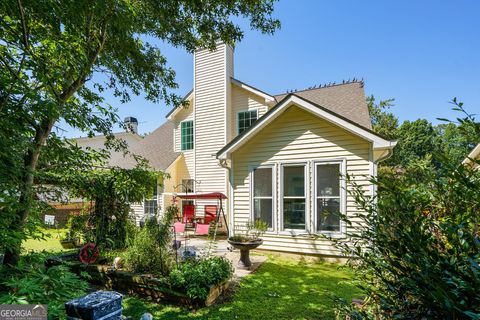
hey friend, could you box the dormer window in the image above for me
[181,120,194,151]
[238,110,258,134]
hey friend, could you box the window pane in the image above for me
[181,121,194,150]
[283,166,304,197]
[317,164,340,197]
[283,198,305,229]
[144,200,158,215]
[317,198,340,231]
[254,168,272,197]
[254,198,272,228]
[238,110,258,134]
[182,179,194,193]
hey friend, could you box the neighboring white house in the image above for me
[100,43,396,256]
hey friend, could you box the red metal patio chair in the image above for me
[182,204,195,226]
[204,205,218,224]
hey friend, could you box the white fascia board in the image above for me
[166,91,194,121]
[230,78,276,104]
[463,142,480,164]
[218,95,396,160]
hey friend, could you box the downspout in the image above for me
[219,158,233,237]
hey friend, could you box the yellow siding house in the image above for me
[113,43,396,257]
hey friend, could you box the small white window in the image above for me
[252,167,274,228]
[182,179,195,193]
[282,164,306,230]
[238,110,258,134]
[315,162,343,232]
[144,182,158,215]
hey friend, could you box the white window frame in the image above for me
[279,162,308,234]
[144,199,158,216]
[181,179,195,193]
[313,159,347,237]
[237,109,259,135]
[180,119,194,151]
[249,164,276,232]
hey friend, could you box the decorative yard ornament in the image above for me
[79,243,100,264]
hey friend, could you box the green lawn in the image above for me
[22,228,68,253]
[123,256,362,320]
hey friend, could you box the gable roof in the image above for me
[165,90,194,120]
[274,82,372,130]
[109,121,180,170]
[217,93,395,160]
[231,78,276,105]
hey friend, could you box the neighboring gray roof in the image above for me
[109,121,180,171]
[274,81,372,129]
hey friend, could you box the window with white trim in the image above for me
[238,110,258,134]
[181,120,194,150]
[252,167,274,228]
[144,182,158,216]
[282,164,306,230]
[316,163,342,232]
[182,179,194,193]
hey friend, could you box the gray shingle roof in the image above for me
[108,121,180,170]
[274,81,372,129]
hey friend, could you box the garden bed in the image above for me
[68,262,230,307]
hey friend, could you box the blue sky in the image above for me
[65,0,479,137]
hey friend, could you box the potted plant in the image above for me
[59,214,86,249]
[60,230,82,249]
[228,219,268,269]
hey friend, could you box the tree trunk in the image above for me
[3,118,55,266]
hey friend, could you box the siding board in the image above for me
[232,105,372,255]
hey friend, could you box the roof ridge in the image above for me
[275,78,364,96]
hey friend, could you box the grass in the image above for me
[122,255,362,320]
[22,228,69,253]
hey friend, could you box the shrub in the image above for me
[333,156,480,319]
[0,253,88,318]
[168,256,233,302]
[124,205,177,275]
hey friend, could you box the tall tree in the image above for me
[387,119,440,168]
[366,95,398,140]
[0,0,280,265]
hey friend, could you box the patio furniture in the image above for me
[174,192,229,256]
[182,204,195,226]
[194,223,210,236]
[204,205,218,224]
[173,221,186,233]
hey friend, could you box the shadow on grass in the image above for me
[122,256,362,320]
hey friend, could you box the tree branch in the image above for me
[59,22,108,103]
[16,0,29,50]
